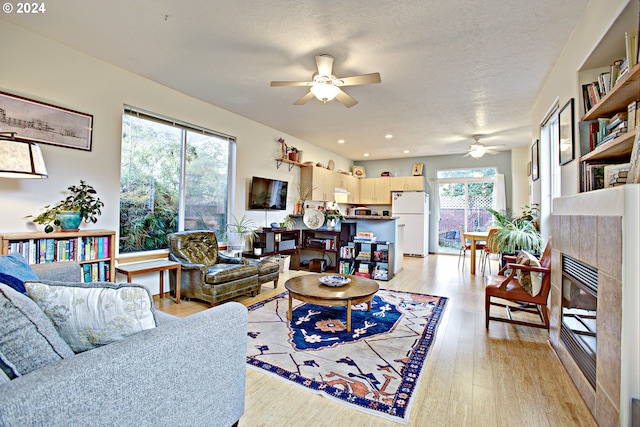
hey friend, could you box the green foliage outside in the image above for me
[119,115,230,253]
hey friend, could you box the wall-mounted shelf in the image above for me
[275,158,304,171]
[582,63,640,121]
[580,128,636,162]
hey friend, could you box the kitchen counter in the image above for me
[290,214,396,221]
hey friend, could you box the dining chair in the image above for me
[457,226,485,270]
[479,226,500,275]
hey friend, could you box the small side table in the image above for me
[115,260,181,304]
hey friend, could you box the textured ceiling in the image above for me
[1,0,590,160]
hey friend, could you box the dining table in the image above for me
[463,231,489,274]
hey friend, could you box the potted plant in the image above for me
[225,213,257,253]
[288,146,299,162]
[279,215,296,230]
[487,205,542,262]
[324,208,345,230]
[295,184,315,215]
[29,180,104,233]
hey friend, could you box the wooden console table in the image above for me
[115,260,181,303]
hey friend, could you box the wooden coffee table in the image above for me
[284,273,379,332]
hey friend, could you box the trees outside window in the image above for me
[119,109,233,253]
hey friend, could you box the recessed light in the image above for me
[385,134,393,139]
[363,153,370,157]
[403,150,410,153]
[337,139,345,144]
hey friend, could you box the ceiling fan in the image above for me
[270,54,381,108]
[464,135,505,158]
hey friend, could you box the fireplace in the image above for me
[560,254,598,388]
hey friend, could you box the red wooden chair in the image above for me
[484,238,552,329]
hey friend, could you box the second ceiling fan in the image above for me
[270,54,381,108]
[464,135,505,158]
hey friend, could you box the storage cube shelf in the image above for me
[339,241,393,281]
[1,230,116,283]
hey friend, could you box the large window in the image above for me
[119,107,235,253]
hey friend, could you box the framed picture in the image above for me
[531,140,539,181]
[412,163,424,176]
[0,91,93,151]
[559,98,574,165]
[352,166,366,178]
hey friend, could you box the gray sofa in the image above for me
[0,262,247,427]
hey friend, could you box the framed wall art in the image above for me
[0,91,93,151]
[559,98,574,165]
[531,140,539,181]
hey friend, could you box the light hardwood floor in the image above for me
[154,254,596,427]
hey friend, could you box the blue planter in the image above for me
[56,211,82,231]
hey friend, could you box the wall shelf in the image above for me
[275,158,304,171]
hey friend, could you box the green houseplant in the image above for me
[225,213,258,253]
[324,208,344,230]
[29,180,104,233]
[487,205,542,256]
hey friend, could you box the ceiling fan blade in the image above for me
[484,145,506,150]
[334,89,358,108]
[339,73,382,86]
[293,91,315,105]
[315,54,334,76]
[270,80,312,87]
[485,150,499,155]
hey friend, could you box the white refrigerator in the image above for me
[392,191,429,257]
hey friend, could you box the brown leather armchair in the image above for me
[168,230,260,306]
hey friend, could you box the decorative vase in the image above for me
[288,152,298,162]
[326,219,336,230]
[227,232,245,255]
[56,211,82,231]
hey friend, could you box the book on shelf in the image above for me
[604,163,632,188]
[628,101,638,131]
[355,251,371,261]
[625,31,637,69]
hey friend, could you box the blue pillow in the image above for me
[0,253,38,294]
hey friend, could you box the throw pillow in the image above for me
[0,284,75,380]
[25,280,158,353]
[520,250,542,296]
[515,251,542,296]
[0,253,38,294]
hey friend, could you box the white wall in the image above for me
[0,21,351,236]
[511,145,530,214]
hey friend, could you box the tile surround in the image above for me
[551,213,622,426]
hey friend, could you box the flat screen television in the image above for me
[249,176,288,210]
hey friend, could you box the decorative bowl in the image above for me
[319,275,351,287]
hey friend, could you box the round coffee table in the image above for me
[284,273,379,332]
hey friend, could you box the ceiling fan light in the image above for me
[469,149,484,158]
[310,83,340,102]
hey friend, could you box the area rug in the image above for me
[246,288,448,424]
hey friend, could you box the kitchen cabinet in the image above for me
[300,166,336,201]
[389,176,424,191]
[359,177,391,204]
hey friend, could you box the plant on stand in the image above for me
[225,213,257,255]
[287,146,299,162]
[324,208,345,231]
[29,180,104,233]
[487,205,542,263]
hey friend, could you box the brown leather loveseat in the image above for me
[168,230,261,306]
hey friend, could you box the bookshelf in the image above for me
[339,240,394,281]
[579,60,640,191]
[0,229,116,282]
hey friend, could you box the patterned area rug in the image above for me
[246,288,448,424]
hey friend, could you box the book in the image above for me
[604,163,631,188]
[628,101,638,131]
[625,31,638,69]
